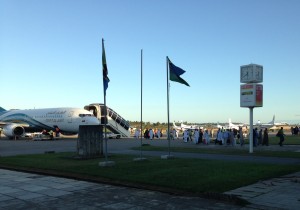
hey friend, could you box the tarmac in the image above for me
[0,137,300,209]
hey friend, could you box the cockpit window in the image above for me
[79,114,92,117]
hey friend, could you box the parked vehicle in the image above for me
[103,132,121,139]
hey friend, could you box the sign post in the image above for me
[240,64,263,153]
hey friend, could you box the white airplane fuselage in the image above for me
[255,115,275,129]
[173,121,202,131]
[0,107,100,138]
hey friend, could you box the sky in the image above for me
[1,0,300,124]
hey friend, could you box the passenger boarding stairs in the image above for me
[84,103,130,138]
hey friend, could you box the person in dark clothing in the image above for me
[277,127,285,146]
[55,127,61,138]
[253,128,258,147]
[262,128,269,146]
[294,126,299,135]
[198,129,203,144]
[144,129,149,139]
[258,129,263,145]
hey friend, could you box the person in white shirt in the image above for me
[183,130,188,143]
[172,129,177,140]
[157,129,161,139]
[149,128,154,140]
[216,128,223,145]
[193,129,199,144]
[134,129,140,139]
[203,130,210,145]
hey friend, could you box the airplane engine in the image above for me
[2,124,25,138]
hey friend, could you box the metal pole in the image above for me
[249,107,253,153]
[166,57,170,156]
[140,49,143,158]
[104,97,108,161]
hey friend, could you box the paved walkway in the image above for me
[225,171,300,210]
[0,169,241,210]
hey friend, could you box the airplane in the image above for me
[0,106,100,139]
[274,121,289,126]
[180,121,200,130]
[228,118,246,130]
[255,115,275,129]
[172,121,202,131]
[213,119,246,131]
[214,122,224,129]
[172,121,183,132]
[213,120,240,130]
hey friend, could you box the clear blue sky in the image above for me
[1,0,299,124]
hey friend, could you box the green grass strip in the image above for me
[0,152,299,193]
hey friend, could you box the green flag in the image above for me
[102,39,110,95]
[168,58,189,86]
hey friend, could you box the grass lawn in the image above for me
[0,152,300,194]
[132,145,300,158]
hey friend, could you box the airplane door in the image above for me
[68,111,74,123]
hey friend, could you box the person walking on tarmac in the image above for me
[215,128,223,145]
[277,127,285,146]
[239,127,244,146]
[149,128,154,140]
[203,129,210,145]
[262,128,269,146]
[193,129,199,144]
[183,130,188,143]
[156,129,161,139]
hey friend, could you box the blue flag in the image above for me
[102,39,110,95]
[168,57,190,87]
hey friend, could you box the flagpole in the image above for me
[140,49,143,158]
[104,93,108,161]
[102,38,108,162]
[166,56,170,156]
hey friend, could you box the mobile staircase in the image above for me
[84,103,130,138]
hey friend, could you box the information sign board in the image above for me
[240,84,263,107]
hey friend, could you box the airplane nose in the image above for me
[81,117,100,125]
[91,117,100,125]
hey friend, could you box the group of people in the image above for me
[182,129,211,144]
[133,126,288,147]
[291,126,299,135]
[215,127,243,146]
[41,126,61,140]
[253,127,286,147]
[251,127,270,146]
[137,128,163,140]
[212,127,271,147]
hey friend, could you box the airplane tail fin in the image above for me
[269,115,275,125]
[0,107,6,113]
